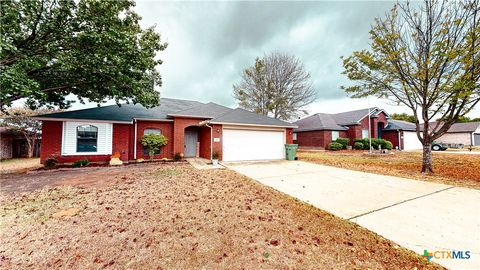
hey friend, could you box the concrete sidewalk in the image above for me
[225,161,480,270]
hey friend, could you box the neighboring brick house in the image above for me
[293,108,389,148]
[0,127,41,159]
[35,98,296,164]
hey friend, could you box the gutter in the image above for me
[134,119,138,160]
[397,129,402,150]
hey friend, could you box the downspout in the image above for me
[397,129,402,151]
[205,123,213,161]
[133,119,137,160]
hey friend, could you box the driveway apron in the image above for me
[225,160,480,270]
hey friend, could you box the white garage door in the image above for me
[403,131,423,150]
[222,128,285,161]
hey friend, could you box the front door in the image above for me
[377,122,383,138]
[184,129,198,157]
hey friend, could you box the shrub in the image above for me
[72,159,90,168]
[335,138,350,149]
[212,151,219,160]
[173,152,182,161]
[382,140,393,150]
[141,134,168,160]
[328,142,343,151]
[370,138,382,150]
[354,138,393,150]
[354,142,364,150]
[44,157,58,169]
[354,138,370,150]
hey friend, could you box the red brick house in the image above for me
[293,108,390,148]
[35,98,296,164]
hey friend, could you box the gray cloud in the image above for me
[120,1,477,118]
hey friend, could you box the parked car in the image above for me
[431,142,448,151]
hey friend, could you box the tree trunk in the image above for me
[421,142,433,173]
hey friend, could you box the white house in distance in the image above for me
[435,122,480,146]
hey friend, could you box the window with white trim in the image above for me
[292,133,297,140]
[143,128,162,155]
[62,122,112,155]
[362,129,369,139]
[77,125,98,152]
[331,131,340,141]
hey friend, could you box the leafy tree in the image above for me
[449,115,480,123]
[390,113,416,123]
[0,106,60,157]
[233,52,317,120]
[342,0,479,173]
[140,133,168,160]
[0,0,167,110]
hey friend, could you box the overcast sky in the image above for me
[68,0,479,118]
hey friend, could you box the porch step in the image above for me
[186,158,225,170]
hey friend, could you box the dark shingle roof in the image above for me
[169,102,232,118]
[294,113,348,131]
[35,98,297,128]
[447,122,480,133]
[331,107,378,125]
[36,98,203,122]
[209,108,297,127]
[384,119,417,131]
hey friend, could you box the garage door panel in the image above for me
[223,129,285,161]
[403,131,423,150]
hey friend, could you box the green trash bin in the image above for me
[285,144,298,160]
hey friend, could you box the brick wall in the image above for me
[40,121,134,164]
[112,124,132,161]
[286,128,294,144]
[136,121,174,159]
[198,126,211,159]
[382,130,401,149]
[0,136,13,159]
[437,132,472,145]
[40,121,63,163]
[295,130,329,148]
[211,124,223,160]
[172,117,206,157]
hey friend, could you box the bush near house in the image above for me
[327,142,343,151]
[354,142,364,150]
[335,138,350,149]
[141,134,168,160]
[354,138,393,150]
[72,159,90,168]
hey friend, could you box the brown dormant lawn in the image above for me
[0,158,41,174]
[0,163,441,269]
[298,150,480,189]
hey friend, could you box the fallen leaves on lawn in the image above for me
[299,151,480,189]
[0,164,443,269]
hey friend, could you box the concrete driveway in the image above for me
[225,161,480,270]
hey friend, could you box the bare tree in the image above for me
[233,52,317,121]
[342,0,479,173]
[1,107,60,157]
